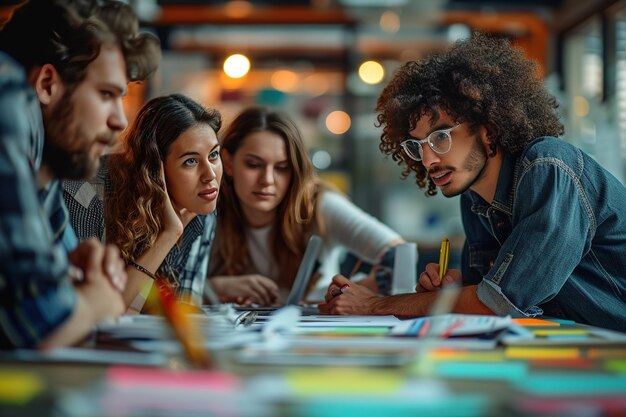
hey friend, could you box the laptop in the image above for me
[226,234,323,313]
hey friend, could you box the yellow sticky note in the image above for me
[505,347,580,360]
[0,370,43,404]
[532,329,588,336]
[287,368,403,395]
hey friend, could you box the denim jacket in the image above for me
[461,136,626,332]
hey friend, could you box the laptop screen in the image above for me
[285,234,322,305]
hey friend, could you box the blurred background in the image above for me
[2,0,625,266]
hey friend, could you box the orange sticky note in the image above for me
[511,318,561,327]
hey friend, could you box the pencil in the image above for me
[438,237,450,285]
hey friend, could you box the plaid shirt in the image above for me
[0,52,76,349]
[63,157,216,306]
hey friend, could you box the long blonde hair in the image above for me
[106,94,222,262]
[210,107,324,289]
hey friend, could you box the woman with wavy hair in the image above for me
[208,107,403,305]
[64,93,222,311]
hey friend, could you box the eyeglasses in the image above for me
[400,124,461,162]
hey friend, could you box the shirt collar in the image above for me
[467,152,518,216]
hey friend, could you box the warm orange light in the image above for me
[271,70,299,92]
[326,111,351,135]
[380,11,400,33]
[303,74,330,96]
[224,1,253,18]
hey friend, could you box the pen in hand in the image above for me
[331,283,350,298]
[437,237,450,285]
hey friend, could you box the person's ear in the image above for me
[221,149,234,176]
[31,64,63,107]
[480,125,498,158]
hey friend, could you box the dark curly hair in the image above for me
[376,33,564,196]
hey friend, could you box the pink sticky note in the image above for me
[107,366,239,392]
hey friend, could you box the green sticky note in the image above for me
[606,360,626,374]
[435,361,527,381]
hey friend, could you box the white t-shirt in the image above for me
[246,191,402,299]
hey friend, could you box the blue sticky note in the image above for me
[293,395,488,417]
[516,373,626,395]
[435,361,528,381]
[543,317,577,325]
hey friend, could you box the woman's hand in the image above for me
[160,162,196,237]
[209,275,280,306]
[416,263,462,292]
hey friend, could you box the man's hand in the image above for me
[319,274,381,315]
[68,239,127,292]
[67,238,127,324]
[209,275,280,306]
[416,263,461,293]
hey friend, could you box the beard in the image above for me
[42,90,115,180]
[435,134,489,198]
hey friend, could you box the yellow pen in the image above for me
[438,237,450,285]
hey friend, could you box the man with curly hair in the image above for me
[323,34,626,332]
[0,0,160,348]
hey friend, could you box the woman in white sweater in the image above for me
[208,107,404,305]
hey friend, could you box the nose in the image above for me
[200,161,217,183]
[109,99,128,132]
[259,166,275,185]
[420,143,440,169]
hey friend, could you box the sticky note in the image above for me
[544,318,576,324]
[287,369,403,395]
[512,318,560,327]
[588,349,626,359]
[429,349,505,362]
[291,395,488,417]
[606,360,626,374]
[530,357,594,369]
[516,373,626,395]
[505,347,580,360]
[0,370,43,404]
[435,361,527,381]
[107,366,239,392]
[532,329,588,336]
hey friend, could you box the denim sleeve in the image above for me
[0,63,76,349]
[476,159,592,317]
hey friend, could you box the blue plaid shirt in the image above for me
[63,157,216,306]
[0,52,77,349]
